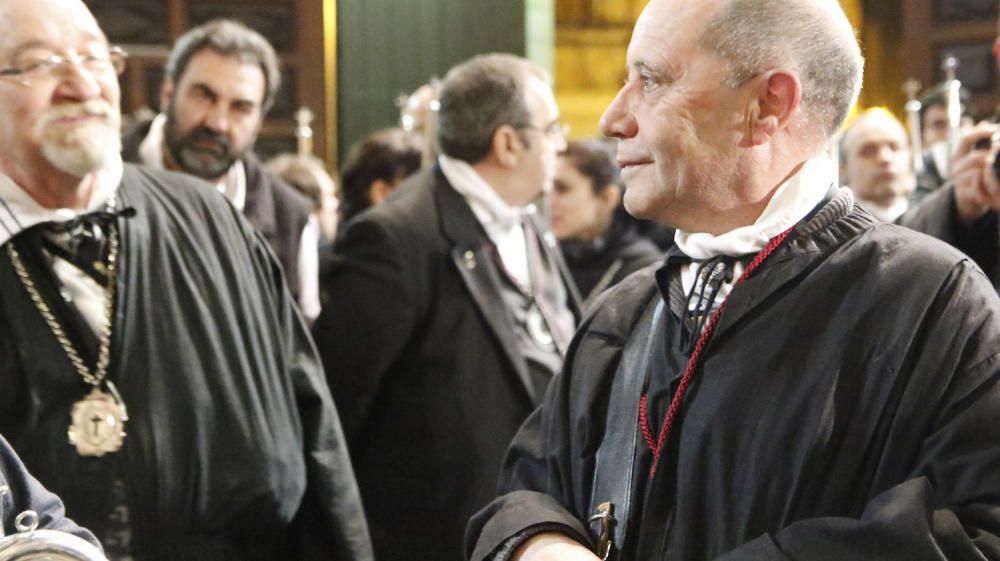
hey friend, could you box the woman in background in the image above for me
[551,139,664,306]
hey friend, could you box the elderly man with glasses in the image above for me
[0,0,372,559]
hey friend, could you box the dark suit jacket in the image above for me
[312,165,579,561]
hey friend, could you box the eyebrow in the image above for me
[190,81,260,108]
[7,32,109,61]
[6,39,51,61]
[629,60,680,81]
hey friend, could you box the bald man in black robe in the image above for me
[467,1,1000,560]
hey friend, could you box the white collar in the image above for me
[674,156,835,260]
[137,112,168,170]
[438,154,523,230]
[139,113,247,211]
[0,157,123,246]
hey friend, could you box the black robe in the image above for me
[0,164,372,561]
[468,189,1000,560]
[121,121,315,302]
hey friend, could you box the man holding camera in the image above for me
[900,122,1000,289]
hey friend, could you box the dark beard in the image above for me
[163,104,244,181]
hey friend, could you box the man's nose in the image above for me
[54,62,104,101]
[599,86,636,139]
[203,103,230,133]
[877,145,896,163]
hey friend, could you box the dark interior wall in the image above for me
[336,0,527,164]
[902,0,999,119]
[85,0,329,164]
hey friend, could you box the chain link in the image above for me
[6,205,119,389]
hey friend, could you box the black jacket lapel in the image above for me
[525,212,583,319]
[432,167,536,401]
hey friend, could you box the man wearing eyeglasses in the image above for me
[312,53,580,561]
[0,0,372,559]
[121,19,321,323]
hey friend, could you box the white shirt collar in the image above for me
[438,154,534,287]
[674,156,835,260]
[0,156,123,247]
[139,113,247,211]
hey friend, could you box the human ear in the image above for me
[491,125,522,168]
[741,70,802,147]
[159,78,175,113]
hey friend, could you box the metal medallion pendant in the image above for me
[525,306,555,350]
[68,387,127,457]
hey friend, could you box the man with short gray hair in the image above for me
[312,53,579,561]
[467,0,1000,560]
[122,19,320,321]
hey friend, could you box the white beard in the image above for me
[41,120,121,177]
[35,99,121,178]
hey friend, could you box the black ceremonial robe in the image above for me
[0,164,372,561]
[468,190,1000,561]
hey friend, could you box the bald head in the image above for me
[699,0,863,140]
[0,0,122,200]
[841,109,913,206]
[0,0,106,56]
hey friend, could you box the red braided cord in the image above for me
[643,226,795,478]
[639,393,657,453]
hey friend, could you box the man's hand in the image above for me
[950,123,1000,225]
[513,532,601,561]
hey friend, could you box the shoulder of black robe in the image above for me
[468,191,1000,561]
[0,434,100,547]
[119,164,373,561]
[0,164,372,561]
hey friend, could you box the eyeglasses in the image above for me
[521,118,570,141]
[0,46,127,85]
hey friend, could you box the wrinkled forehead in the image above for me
[0,0,107,60]
[846,115,908,151]
[627,0,719,69]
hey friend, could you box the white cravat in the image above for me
[0,157,124,333]
[674,156,836,309]
[439,154,532,288]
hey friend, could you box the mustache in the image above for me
[37,99,116,128]
[182,126,231,153]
